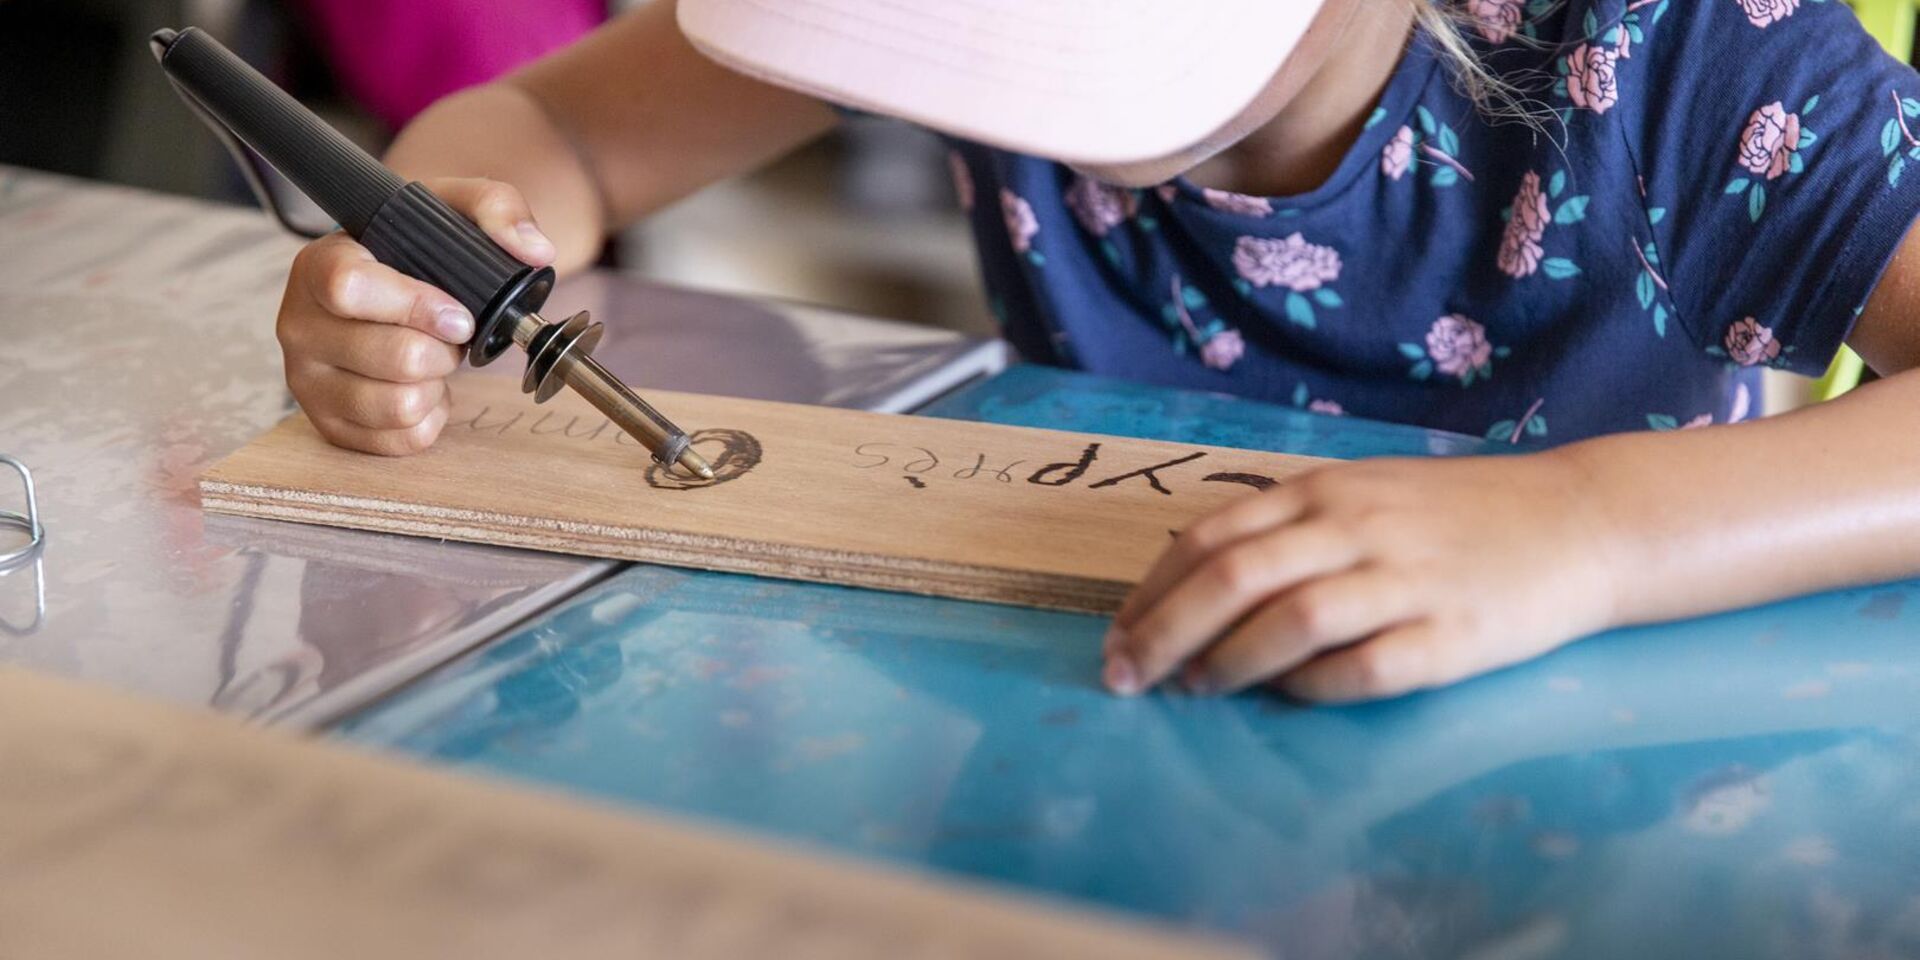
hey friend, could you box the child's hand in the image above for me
[275,177,555,455]
[1104,453,1625,702]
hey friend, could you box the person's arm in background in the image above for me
[279,0,838,454]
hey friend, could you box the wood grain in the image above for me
[202,374,1333,612]
[0,667,1257,959]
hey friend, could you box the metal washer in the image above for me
[0,454,44,568]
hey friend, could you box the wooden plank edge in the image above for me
[201,481,1129,615]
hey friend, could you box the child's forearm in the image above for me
[1103,366,1920,701]
[1566,368,1920,627]
[380,3,838,277]
[384,83,609,275]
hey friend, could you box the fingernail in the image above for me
[1180,663,1213,696]
[435,306,474,342]
[1102,624,1124,656]
[1103,655,1140,697]
[515,220,554,256]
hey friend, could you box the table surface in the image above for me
[0,167,1002,727]
[340,365,1920,958]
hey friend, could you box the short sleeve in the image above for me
[1620,0,1920,373]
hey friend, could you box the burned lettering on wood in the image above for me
[449,405,525,437]
[1028,443,1100,487]
[1201,472,1278,491]
[953,454,1026,482]
[845,439,1290,501]
[1087,452,1208,496]
[528,412,611,441]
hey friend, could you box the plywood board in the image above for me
[0,667,1257,959]
[202,374,1332,612]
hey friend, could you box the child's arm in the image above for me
[275,0,837,456]
[387,1,838,272]
[1104,225,1920,703]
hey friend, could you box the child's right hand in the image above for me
[275,177,556,455]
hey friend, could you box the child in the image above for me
[274,0,1920,703]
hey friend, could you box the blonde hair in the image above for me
[1405,0,1558,135]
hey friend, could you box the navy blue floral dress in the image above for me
[946,0,1920,443]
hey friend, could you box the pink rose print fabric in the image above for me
[1200,329,1245,371]
[1564,44,1620,115]
[1497,218,1545,278]
[1722,317,1782,366]
[1427,315,1493,378]
[1203,189,1274,217]
[944,0,1907,442]
[1232,233,1348,329]
[1468,0,1525,43]
[1400,315,1510,386]
[1497,168,1587,281]
[1726,97,1818,221]
[1382,126,1415,180]
[1740,103,1802,179]
[1233,233,1342,292]
[1065,176,1129,237]
[1735,0,1798,28]
[1499,171,1551,278]
[1512,173,1553,238]
[1547,4,1642,120]
[1001,189,1038,257]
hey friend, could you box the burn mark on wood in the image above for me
[1027,443,1100,487]
[645,429,762,491]
[1088,452,1207,496]
[1201,472,1278,491]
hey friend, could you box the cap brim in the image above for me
[678,0,1325,166]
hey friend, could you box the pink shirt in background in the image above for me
[297,0,605,130]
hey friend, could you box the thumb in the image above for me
[421,176,556,268]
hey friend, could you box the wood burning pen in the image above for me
[151,26,714,480]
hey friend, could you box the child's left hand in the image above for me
[1104,452,1626,702]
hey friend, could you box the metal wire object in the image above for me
[0,454,44,568]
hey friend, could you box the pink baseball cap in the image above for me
[677,0,1327,166]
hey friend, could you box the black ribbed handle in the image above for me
[154,27,553,366]
[362,183,554,366]
[155,27,400,236]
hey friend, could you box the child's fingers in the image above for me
[1113,485,1308,631]
[281,313,463,385]
[289,363,449,432]
[309,394,452,458]
[295,236,476,343]
[1272,621,1449,704]
[1180,568,1422,696]
[422,177,556,266]
[1104,522,1360,696]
